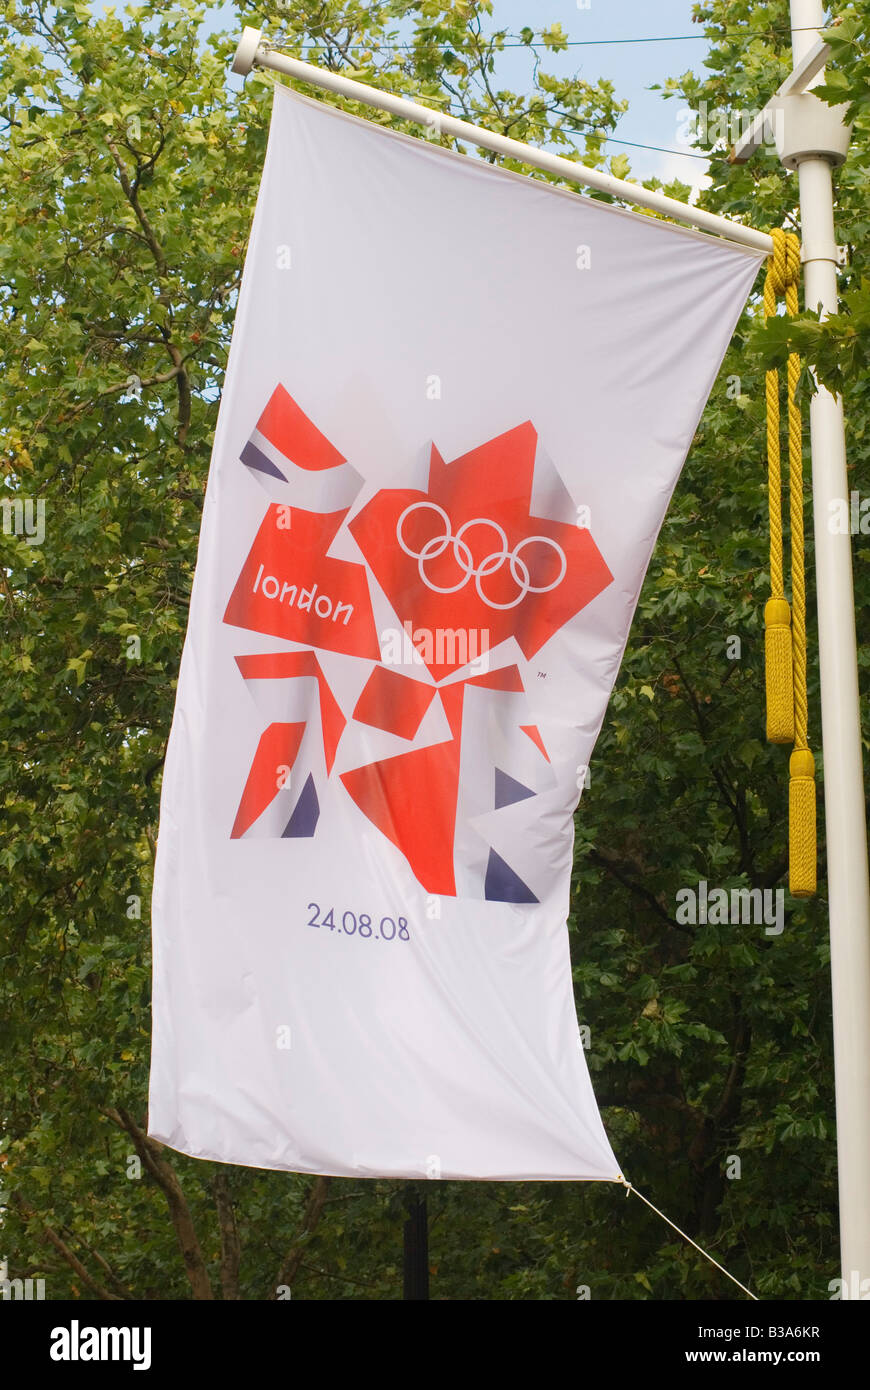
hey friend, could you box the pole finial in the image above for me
[232,27,263,77]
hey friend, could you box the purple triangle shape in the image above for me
[494,767,535,810]
[241,439,288,482]
[484,848,538,903]
[282,774,320,838]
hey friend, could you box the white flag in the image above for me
[148,84,763,1180]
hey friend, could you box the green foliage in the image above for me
[820,5,870,122]
[1,0,863,1300]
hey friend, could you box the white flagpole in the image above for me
[786,0,870,1293]
[231,28,773,254]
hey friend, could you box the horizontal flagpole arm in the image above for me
[232,28,773,256]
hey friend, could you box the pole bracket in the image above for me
[768,91,851,170]
[730,34,851,168]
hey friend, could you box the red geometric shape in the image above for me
[341,740,460,895]
[353,665,437,742]
[223,505,378,662]
[349,423,613,680]
[520,724,550,761]
[256,384,346,471]
[468,664,524,693]
[231,721,305,838]
[235,650,346,773]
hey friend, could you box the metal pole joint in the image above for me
[771,92,851,171]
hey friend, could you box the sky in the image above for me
[205,0,716,192]
[460,0,714,189]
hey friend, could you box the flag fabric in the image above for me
[147,83,764,1181]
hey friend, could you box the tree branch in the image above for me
[105,135,192,445]
[105,137,168,278]
[14,1196,122,1300]
[65,364,186,418]
[213,1172,241,1300]
[587,847,691,934]
[104,1106,214,1300]
[68,1229,136,1301]
[271,1176,331,1298]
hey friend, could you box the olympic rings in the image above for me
[396,502,567,610]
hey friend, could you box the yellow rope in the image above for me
[764,231,794,743]
[764,229,816,897]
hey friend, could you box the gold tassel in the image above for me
[789,748,817,897]
[765,229,815,897]
[764,597,794,743]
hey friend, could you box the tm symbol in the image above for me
[538,671,547,679]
